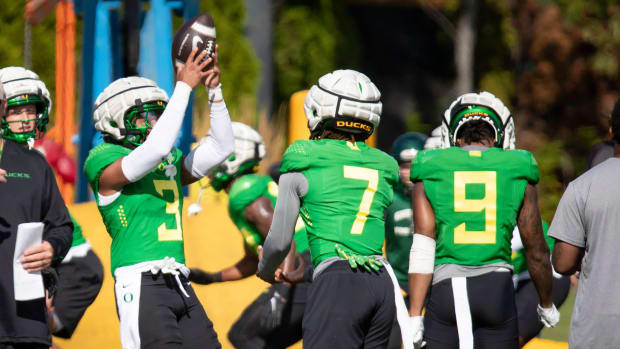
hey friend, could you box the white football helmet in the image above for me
[209,122,266,191]
[0,66,52,144]
[441,91,515,149]
[424,126,446,149]
[93,76,169,146]
[304,69,382,139]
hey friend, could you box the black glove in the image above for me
[260,286,290,330]
[188,268,222,285]
[41,267,59,297]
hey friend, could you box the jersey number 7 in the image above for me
[343,165,378,235]
[453,171,496,244]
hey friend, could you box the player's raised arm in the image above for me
[96,48,210,194]
[182,45,234,185]
[517,183,559,327]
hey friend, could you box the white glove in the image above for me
[537,304,560,328]
[410,316,425,348]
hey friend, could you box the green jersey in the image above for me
[410,147,539,267]
[281,139,399,266]
[69,213,86,247]
[511,220,554,275]
[84,143,185,275]
[384,187,413,289]
[228,174,309,255]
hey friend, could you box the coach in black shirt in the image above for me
[0,68,73,349]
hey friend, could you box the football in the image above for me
[171,12,216,71]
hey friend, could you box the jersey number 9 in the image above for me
[453,171,496,244]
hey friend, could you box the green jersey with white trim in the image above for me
[69,213,86,247]
[228,174,309,255]
[84,143,185,275]
[511,220,553,275]
[281,139,399,266]
[384,187,413,289]
[410,147,539,267]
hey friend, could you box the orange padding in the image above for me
[54,0,76,203]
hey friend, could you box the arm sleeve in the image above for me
[548,182,586,247]
[121,81,192,182]
[183,99,234,178]
[257,172,308,281]
[41,162,73,266]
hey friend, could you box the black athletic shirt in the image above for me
[0,139,73,346]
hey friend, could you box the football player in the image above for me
[188,122,310,349]
[408,92,559,348]
[257,70,412,348]
[385,132,427,349]
[83,47,233,349]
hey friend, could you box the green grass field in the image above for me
[539,285,576,342]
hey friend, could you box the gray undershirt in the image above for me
[256,172,308,282]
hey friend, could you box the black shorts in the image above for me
[515,275,571,344]
[228,282,309,349]
[424,271,518,349]
[115,271,221,349]
[302,260,396,349]
[52,249,104,338]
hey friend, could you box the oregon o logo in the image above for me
[123,293,134,303]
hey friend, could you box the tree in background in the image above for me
[0,0,63,117]
[186,0,259,126]
[273,0,361,104]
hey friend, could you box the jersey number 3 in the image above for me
[154,180,183,241]
[343,166,378,235]
[453,171,496,244]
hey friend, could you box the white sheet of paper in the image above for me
[13,222,45,301]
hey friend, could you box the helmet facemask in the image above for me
[2,93,49,144]
[121,100,166,147]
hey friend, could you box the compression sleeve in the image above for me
[257,172,308,282]
[183,95,234,178]
[121,81,192,182]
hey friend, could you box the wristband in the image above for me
[207,83,223,103]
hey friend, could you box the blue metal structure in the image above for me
[74,0,199,202]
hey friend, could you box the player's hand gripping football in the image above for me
[175,48,212,88]
[0,168,6,183]
[537,303,560,328]
[203,44,220,88]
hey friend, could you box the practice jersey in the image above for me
[384,187,413,289]
[410,147,539,267]
[69,213,86,247]
[511,220,554,275]
[84,143,185,275]
[228,174,309,255]
[281,139,399,266]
